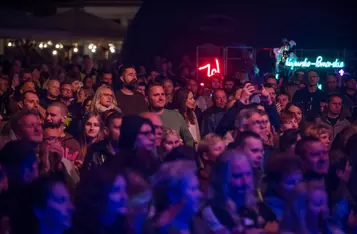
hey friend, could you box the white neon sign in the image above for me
[285,56,345,69]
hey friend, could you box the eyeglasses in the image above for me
[139,131,154,137]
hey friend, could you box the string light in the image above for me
[73,47,78,53]
[43,44,48,48]
[91,48,96,53]
[59,44,63,49]
[52,50,58,55]
[39,43,44,49]
[88,44,94,50]
[47,41,53,46]
[7,42,13,47]
[110,47,115,53]
[55,44,60,49]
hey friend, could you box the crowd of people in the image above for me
[0,53,357,234]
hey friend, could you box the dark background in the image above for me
[2,0,357,65]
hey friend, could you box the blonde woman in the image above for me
[89,84,120,114]
[161,128,182,155]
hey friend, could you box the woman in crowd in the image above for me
[83,76,95,97]
[264,155,305,221]
[89,84,119,114]
[286,103,304,129]
[144,160,209,234]
[171,88,201,145]
[112,116,160,179]
[17,175,73,234]
[79,113,104,157]
[72,166,129,234]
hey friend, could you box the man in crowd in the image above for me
[101,72,113,86]
[45,102,81,162]
[265,74,278,91]
[199,89,227,137]
[341,75,357,118]
[293,69,327,121]
[115,65,148,116]
[295,136,329,184]
[40,79,60,108]
[222,77,235,96]
[59,82,74,107]
[146,82,194,147]
[316,94,350,141]
[325,73,339,95]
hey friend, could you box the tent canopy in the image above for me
[46,8,126,40]
[0,8,68,39]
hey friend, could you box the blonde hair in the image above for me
[305,123,332,139]
[89,84,117,114]
[198,133,223,154]
[162,128,180,143]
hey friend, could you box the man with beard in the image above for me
[59,82,74,107]
[295,136,329,185]
[115,65,148,116]
[45,102,81,163]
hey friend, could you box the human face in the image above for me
[136,85,145,96]
[107,175,128,215]
[36,183,73,230]
[307,189,328,218]
[45,106,64,127]
[147,115,163,147]
[281,118,299,131]
[108,118,122,142]
[208,140,225,159]
[21,82,36,93]
[304,141,329,175]
[20,115,43,143]
[83,58,93,70]
[328,96,342,115]
[60,84,73,99]
[326,76,337,90]
[121,68,137,85]
[230,158,253,195]
[84,78,93,89]
[319,132,331,149]
[242,137,264,169]
[277,94,289,110]
[85,116,101,138]
[162,133,181,153]
[223,81,234,93]
[23,93,39,110]
[136,124,155,151]
[185,174,202,214]
[266,77,277,90]
[99,88,114,108]
[71,80,81,93]
[32,69,40,81]
[0,78,9,92]
[211,78,220,90]
[103,73,113,85]
[279,170,303,196]
[23,72,32,82]
[288,105,302,124]
[185,92,195,109]
[163,80,174,95]
[242,113,268,136]
[187,80,198,94]
[48,80,60,98]
[84,100,92,113]
[148,86,166,109]
[213,90,227,109]
[346,79,357,90]
[307,71,319,86]
[265,87,276,101]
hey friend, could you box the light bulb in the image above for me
[44,44,48,48]
[59,44,63,49]
[7,42,12,47]
[39,43,44,49]
[91,48,96,53]
[55,44,59,49]
[73,47,78,53]
[88,44,93,50]
[47,41,53,45]
[52,50,58,55]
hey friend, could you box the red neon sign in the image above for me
[198,58,220,77]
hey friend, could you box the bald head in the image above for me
[140,112,163,146]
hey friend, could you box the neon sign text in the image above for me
[199,59,220,77]
[285,56,345,69]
